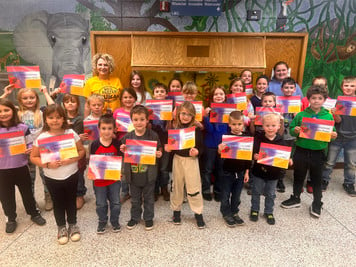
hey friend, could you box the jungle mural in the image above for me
[0,0,355,100]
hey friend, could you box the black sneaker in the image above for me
[126,219,138,230]
[281,195,301,209]
[232,213,245,226]
[223,216,236,228]
[145,220,154,231]
[213,194,221,202]
[343,184,356,197]
[322,180,329,192]
[202,193,212,201]
[5,221,17,234]
[310,202,323,218]
[172,211,181,225]
[264,214,276,225]
[31,214,46,226]
[276,179,286,193]
[194,214,206,229]
[250,210,259,222]
[97,222,107,234]
[112,224,121,233]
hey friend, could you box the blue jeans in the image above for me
[94,181,121,225]
[220,171,244,217]
[28,162,48,194]
[251,174,278,214]
[322,137,356,185]
[202,148,223,195]
[77,169,87,197]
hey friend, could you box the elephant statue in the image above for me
[13,11,91,89]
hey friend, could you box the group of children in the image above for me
[0,69,355,245]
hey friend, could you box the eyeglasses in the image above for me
[180,112,193,117]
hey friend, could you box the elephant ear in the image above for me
[14,10,53,84]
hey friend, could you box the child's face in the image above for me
[170,80,182,92]
[230,81,244,94]
[308,94,325,111]
[213,88,225,103]
[256,78,268,94]
[96,58,109,77]
[89,99,104,116]
[263,117,280,138]
[20,91,37,109]
[342,81,356,96]
[281,83,296,97]
[179,108,194,124]
[64,99,78,113]
[99,122,114,140]
[46,111,64,131]
[262,96,276,107]
[241,71,252,84]
[312,78,327,88]
[131,74,141,89]
[183,91,197,101]
[274,64,288,81]
[121,91,136,109]
[153,87,167,100]
[0,104,13,125]
[131,112,148,134]
[229,118,244,135]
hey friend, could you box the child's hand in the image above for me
[289,158,293,166]
[1,84,16,98]
[48,160,61,169]
[194,121,204,130]
[248,112,255,120]
[79,133,89,141]
[218,143,226,154]
[294,126,301,134]
[253,153,259,160]
[330,107,336,114]
[244,171,249,183]
[204,107,211,116]
[189,147,199,157]
[156,150,162,158]
[164,144,171,152]
[25,148,32,154]
[331,131,337,139]
[120,144,126,153]
[40,86,48,94]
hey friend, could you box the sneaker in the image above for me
[31,214,46,226]
[322,180,329,192]
[306,183,313,194]
[172,211,181,225]
[5,221,17,234]
[44,192,53,211]
[232,213,245,226]
[202,193,212,201]
[281,195,301,209]
[112,224,122,233]
[126,219,138,230]
[250,210,259,222]
[194,214,206,229]
[223,216,236,228]
[343,184,356,197]
[76,196,85,210]
[264,214,276,225]
[276,180,285,193]
[97,222,107,234]
[145,220,154,231]
[57,226,69,245]
[310,202,323,218]
[68,224,81,242]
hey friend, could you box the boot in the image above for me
[161,186,170,201]
[44,192,53,211]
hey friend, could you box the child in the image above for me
[31,104,85,244]
[62,94,87,209]
[150,83,170,201]
[120,105,162,230]
[90,114,122,233]
[228,77,254,117]
[0,99,46,234]
[281,86,337,218]
[301,76,328,111]
[168,78,183,92]
[202,86,228,201]
[240,69,254,98]
[217,111,251,227]
[250,113,289,225]
[130,70,152,105]
[322,76,356,196]
[165,101,206,229]
[250,75,269,112]
[182,81,198,101]
[113,88,137,203]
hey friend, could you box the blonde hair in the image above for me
[92,53,115,75]
[87,94,105,105]
[342,76,356,86]
[174,101,196,129]
[182,81,198,95]
[262,113,280,124]
[17,88,42,128]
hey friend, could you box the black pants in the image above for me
[130,181,155,222]
[293,147,325,205]
[0,166,39,221]
[45,172,79,226]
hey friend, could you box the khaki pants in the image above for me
[170,154,203,214]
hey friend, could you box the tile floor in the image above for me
[0,169,355,266]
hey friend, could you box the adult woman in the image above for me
[83,53,123,116]
[268,61,303,97]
